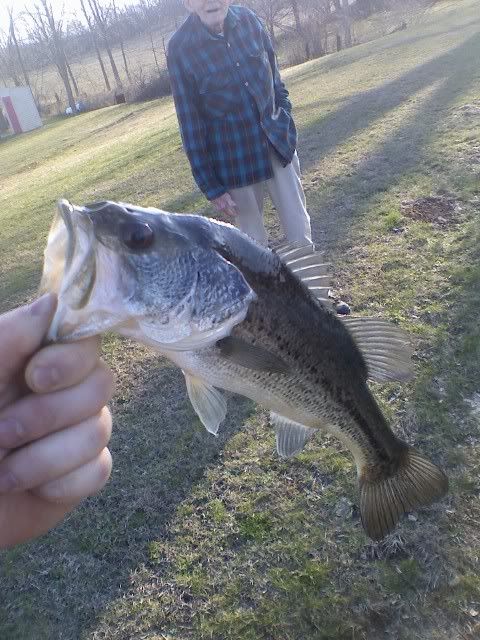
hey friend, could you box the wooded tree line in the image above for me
[0,0,434,113]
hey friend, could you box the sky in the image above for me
[0,0,130,40]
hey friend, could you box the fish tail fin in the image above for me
[359,448,448,540]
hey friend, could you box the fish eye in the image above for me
[121,221,154,251]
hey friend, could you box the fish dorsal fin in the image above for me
[270,412,315,458]
[342,317,414,382]
[216,336,289,374]
[184,373,227,435]
[275,242,334,307]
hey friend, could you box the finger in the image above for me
[0,493,79,549]
[0,294,57,408]
[33,447,112,504]
[0,407,112,494]
[25,336,101,393]
[0,362,114,449]
[224,206,237,218]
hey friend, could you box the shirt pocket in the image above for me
[199,71,238,119]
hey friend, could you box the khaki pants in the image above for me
[228,150,312,246]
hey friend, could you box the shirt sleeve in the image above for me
[167,48,226,201]
[260,24,292,114]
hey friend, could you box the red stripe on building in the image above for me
[2,96,22,134]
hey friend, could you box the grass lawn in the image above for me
[1,0,480,638]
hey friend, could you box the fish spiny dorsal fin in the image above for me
[184,372,227,435]
[359,447,448,540]
[342,317,414,382]
[275,242,334,307]
[270,412,315,458]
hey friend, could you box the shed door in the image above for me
[2,96,22,134]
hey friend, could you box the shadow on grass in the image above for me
[0,351,255,639]
[289,14,480,81]
[297,29,480,247]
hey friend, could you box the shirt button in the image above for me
[244,81,249,87]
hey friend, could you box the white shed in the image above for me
[0,86,42,135]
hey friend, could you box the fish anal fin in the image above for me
[359,448,448,540]
[184,373,227,435]
[342,317,414,382]
[270,412,315,458]
[217,336,289,374]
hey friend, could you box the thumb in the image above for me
[0,293,57,384]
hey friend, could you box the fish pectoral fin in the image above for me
[270,412,315,458]
[184,373,227,435]
[359,448,448,540]
[216,336,289,374]
[342,317,414,382]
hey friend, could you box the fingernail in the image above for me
[0,418,24,448]
[31,366,60,392]
[0,470,18,493]
[29,292,56,317]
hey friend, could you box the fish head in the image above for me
[40,200,257,350]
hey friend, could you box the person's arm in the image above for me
[167,47,226,201]
[0,294,114,549]
[260,23,292,114]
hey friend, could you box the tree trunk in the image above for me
[57,61,76,111]
[9,17,31,88]
[112,0,131,83]
[52,29,76,109]
[120,40,131,82]
[66,59,80,96]
[341,0,352,48]
[149,31,161,74]
[95,41,111,91]
[88,0,123,90]
[290,0,310,60]
[80,0,111,91]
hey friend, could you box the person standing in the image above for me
[167,0,312,247]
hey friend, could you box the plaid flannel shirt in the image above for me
[167,5,297,201]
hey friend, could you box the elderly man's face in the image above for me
[185,0,231,32]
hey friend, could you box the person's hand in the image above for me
[211,193,237,219]
[0,294,114,549]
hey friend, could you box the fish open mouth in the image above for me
[40,199,97,341]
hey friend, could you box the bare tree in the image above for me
[289,0,310,59]
[112,0,131,83]
[7,6,31,88]
[139,0,162,74]
[249,0,290,44]
[86,0,123,90]
[0,30,22,86]
[80,0,111,91]
[25,0,76,111]
[341,0,352,48]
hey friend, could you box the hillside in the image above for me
[1,1,480,638]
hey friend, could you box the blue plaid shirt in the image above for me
[167,5,297,200]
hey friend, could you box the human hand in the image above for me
[211,193,237,219]
[0,294,114,549]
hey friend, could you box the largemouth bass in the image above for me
[40,200,448,539]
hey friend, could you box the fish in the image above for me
[40,199,448,540]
